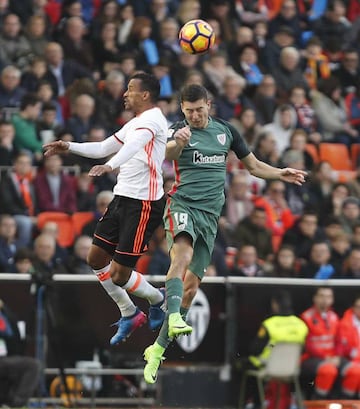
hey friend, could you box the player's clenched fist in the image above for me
[174,126,191,148]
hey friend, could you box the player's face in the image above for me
[181,99,211,129]
[123,79,146,112]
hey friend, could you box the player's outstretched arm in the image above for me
[43,140,70,156]
[241,152,307,185]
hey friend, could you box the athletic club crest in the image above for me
[217,133,226,145]
[176,288,210,352]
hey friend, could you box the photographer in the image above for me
[0,298,41,408]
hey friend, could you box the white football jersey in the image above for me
[112,107,167,201]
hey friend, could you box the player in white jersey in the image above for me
[43,73,168,344]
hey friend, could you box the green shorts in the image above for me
[163,198,219,280]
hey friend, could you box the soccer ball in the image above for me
[178,19,215,55]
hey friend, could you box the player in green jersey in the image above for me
[143,84,307,384]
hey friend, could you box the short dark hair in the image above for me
[20,93,41,111]
[42,101,57,112]
[130,72,160,103]
[271,290,293,315]
[180,84,209,103]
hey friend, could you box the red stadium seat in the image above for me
[350,143,360,170]
[72,212,95,237]
[318,143,352,171]
[37,212,75,248]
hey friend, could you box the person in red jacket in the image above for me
[338,295,360,363]
[301,286,360,399]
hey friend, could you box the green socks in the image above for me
[166,277,183,314]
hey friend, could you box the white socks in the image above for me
[93,264,136,317]
[122,270,163,305]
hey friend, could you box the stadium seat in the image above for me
[72,212,95,237]
[350,144,360,170]
[318,143,353,171]
[37,212,75,248]
[305,144,319,164]
[238,343,304,409]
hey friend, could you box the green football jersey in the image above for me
[168,117,250,216]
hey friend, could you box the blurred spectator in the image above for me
[231,245,264,277]
[151,57,174,98]
[352,223,360,247]
[0,214,24,272]
[81,190,113,237]
[268,0,302,46]
[232,207,273,261]
[302,36,331,90]
[0,13,32,68]
[126,16,160,69]
[228,26,254,68]
[266,245,299,277]
[206,0,236,44]
[338,295,360,363]
[252,20,269,69]
[157,17,182,61]
[0,299,41,408]
[36,80,64,125]
[40,221,68,265]
[0,0,10,31]
[299,241,339,279]
[272,47,309,101]
[251,74,277,125]
[43,42,92,97]
[221,172,253,236]
[21,56,47,93]
[301,286,360,400]
[172,51,199,90]
[215,74,251,121]
[230,108,261,148]
[13,247,35,274]
[320,182,351,224]
[282,211,325,261]
[55,0,84,40]
[344,77,360,134]
[0,151,37,246]
[0,120,17,165]
[323,216,346,241]
[281,149,310,215]
[312,0,351,48]
[76,170,97,212]
[65,235,93,274]
[255,180,295,249]
[234,0,268,26]
[176,0,201,27]
[311,76,358,144]
[339,196,360,235]
[262,104,297,155]
[59,16,94,71]
[34,154,77,214]
[253,131,279,166]
[37,101,63,145]
[0,65,26,116]
[90,0,122,41]
[11,93,43,162]
[65,93,96,143]
[117,3,135,48]
[285,129,314,171]
[31,233,67,282]
[308,161,336,212]
[263,26,296,73]
[234,43,264,96]
[330,232,351,272]
[92,21,123,77]
[25,15,49,58]
[289,86,318,135]
[342,247,360,278]
[333,48,360,95]
[203,52,237,98]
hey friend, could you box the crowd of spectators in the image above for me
[0,0,359,280]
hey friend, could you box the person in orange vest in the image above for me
[338,295,360,365]
[301,286,360,399]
